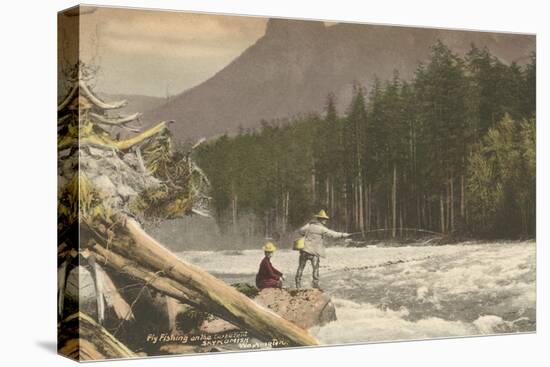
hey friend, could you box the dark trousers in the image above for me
[295,250,320,289]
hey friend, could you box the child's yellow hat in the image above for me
[262,242,277,252]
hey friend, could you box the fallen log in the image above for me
[58,312,137,361]
[57,260,68,318]
[97,217,319,347]
[95,262,135,321]
[90,245,205,310]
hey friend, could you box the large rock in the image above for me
[254,288,336,329]
[199,288,336,334]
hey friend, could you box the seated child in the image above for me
[255,242,284,289]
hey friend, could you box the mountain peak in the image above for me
[264,18,326,41]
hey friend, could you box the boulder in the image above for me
[254,288,337,329]
[199,288,336,333]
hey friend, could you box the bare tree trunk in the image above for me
[355,179,361,230]
[359,180,364,233]
[265,213,269,238]
[427,196,431,230]
[460,174,465,218]
[232,192,238,234]
[416,194,421,230]
[392,163,397,238]
[325,179,330,210]
[58,260,69,319]
[330,180,334,216]
[366,184,371,231]
[343,187,348,231]
[286,191,290,234]
[352,182,357,230]
[282,191,286,234]
[88,255,105,325]
[450,175,455,232]
[420,195,425,230]
[446,179,450,233]
[440,193,445,234]
[311,168,316,202]
[399,206,403,237]
[354,177,361,230]
[58,312,137,361]
[282,191,289,234]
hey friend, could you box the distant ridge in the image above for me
[143,19,535,141]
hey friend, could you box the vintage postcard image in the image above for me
[57,5,536,361]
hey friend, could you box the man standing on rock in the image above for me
[295,210,350,289]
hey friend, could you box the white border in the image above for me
[0,1,546,366]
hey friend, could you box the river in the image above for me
[176,241,535,345]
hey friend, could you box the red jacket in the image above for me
[255,257,283,289]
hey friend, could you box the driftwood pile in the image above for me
[57,65,318,361]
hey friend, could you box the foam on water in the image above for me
[311,299,526,344]
[177,241,536,343]
[311,298,474,344]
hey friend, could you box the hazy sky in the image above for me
[78,6,268,97]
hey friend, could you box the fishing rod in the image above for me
[348,228,445,238]
[347,232,365,239]
[363,228,444,236]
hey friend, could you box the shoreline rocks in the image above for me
[254,288,337,329]
[200,287,337,334]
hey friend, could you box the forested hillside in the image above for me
[196,42,536,240]
[144,19,534,141]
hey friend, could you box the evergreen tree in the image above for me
[195,40,536,242]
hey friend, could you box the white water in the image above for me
[176,241,535,344]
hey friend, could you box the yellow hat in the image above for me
[262,242,277,252]
[315,209,330,220]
